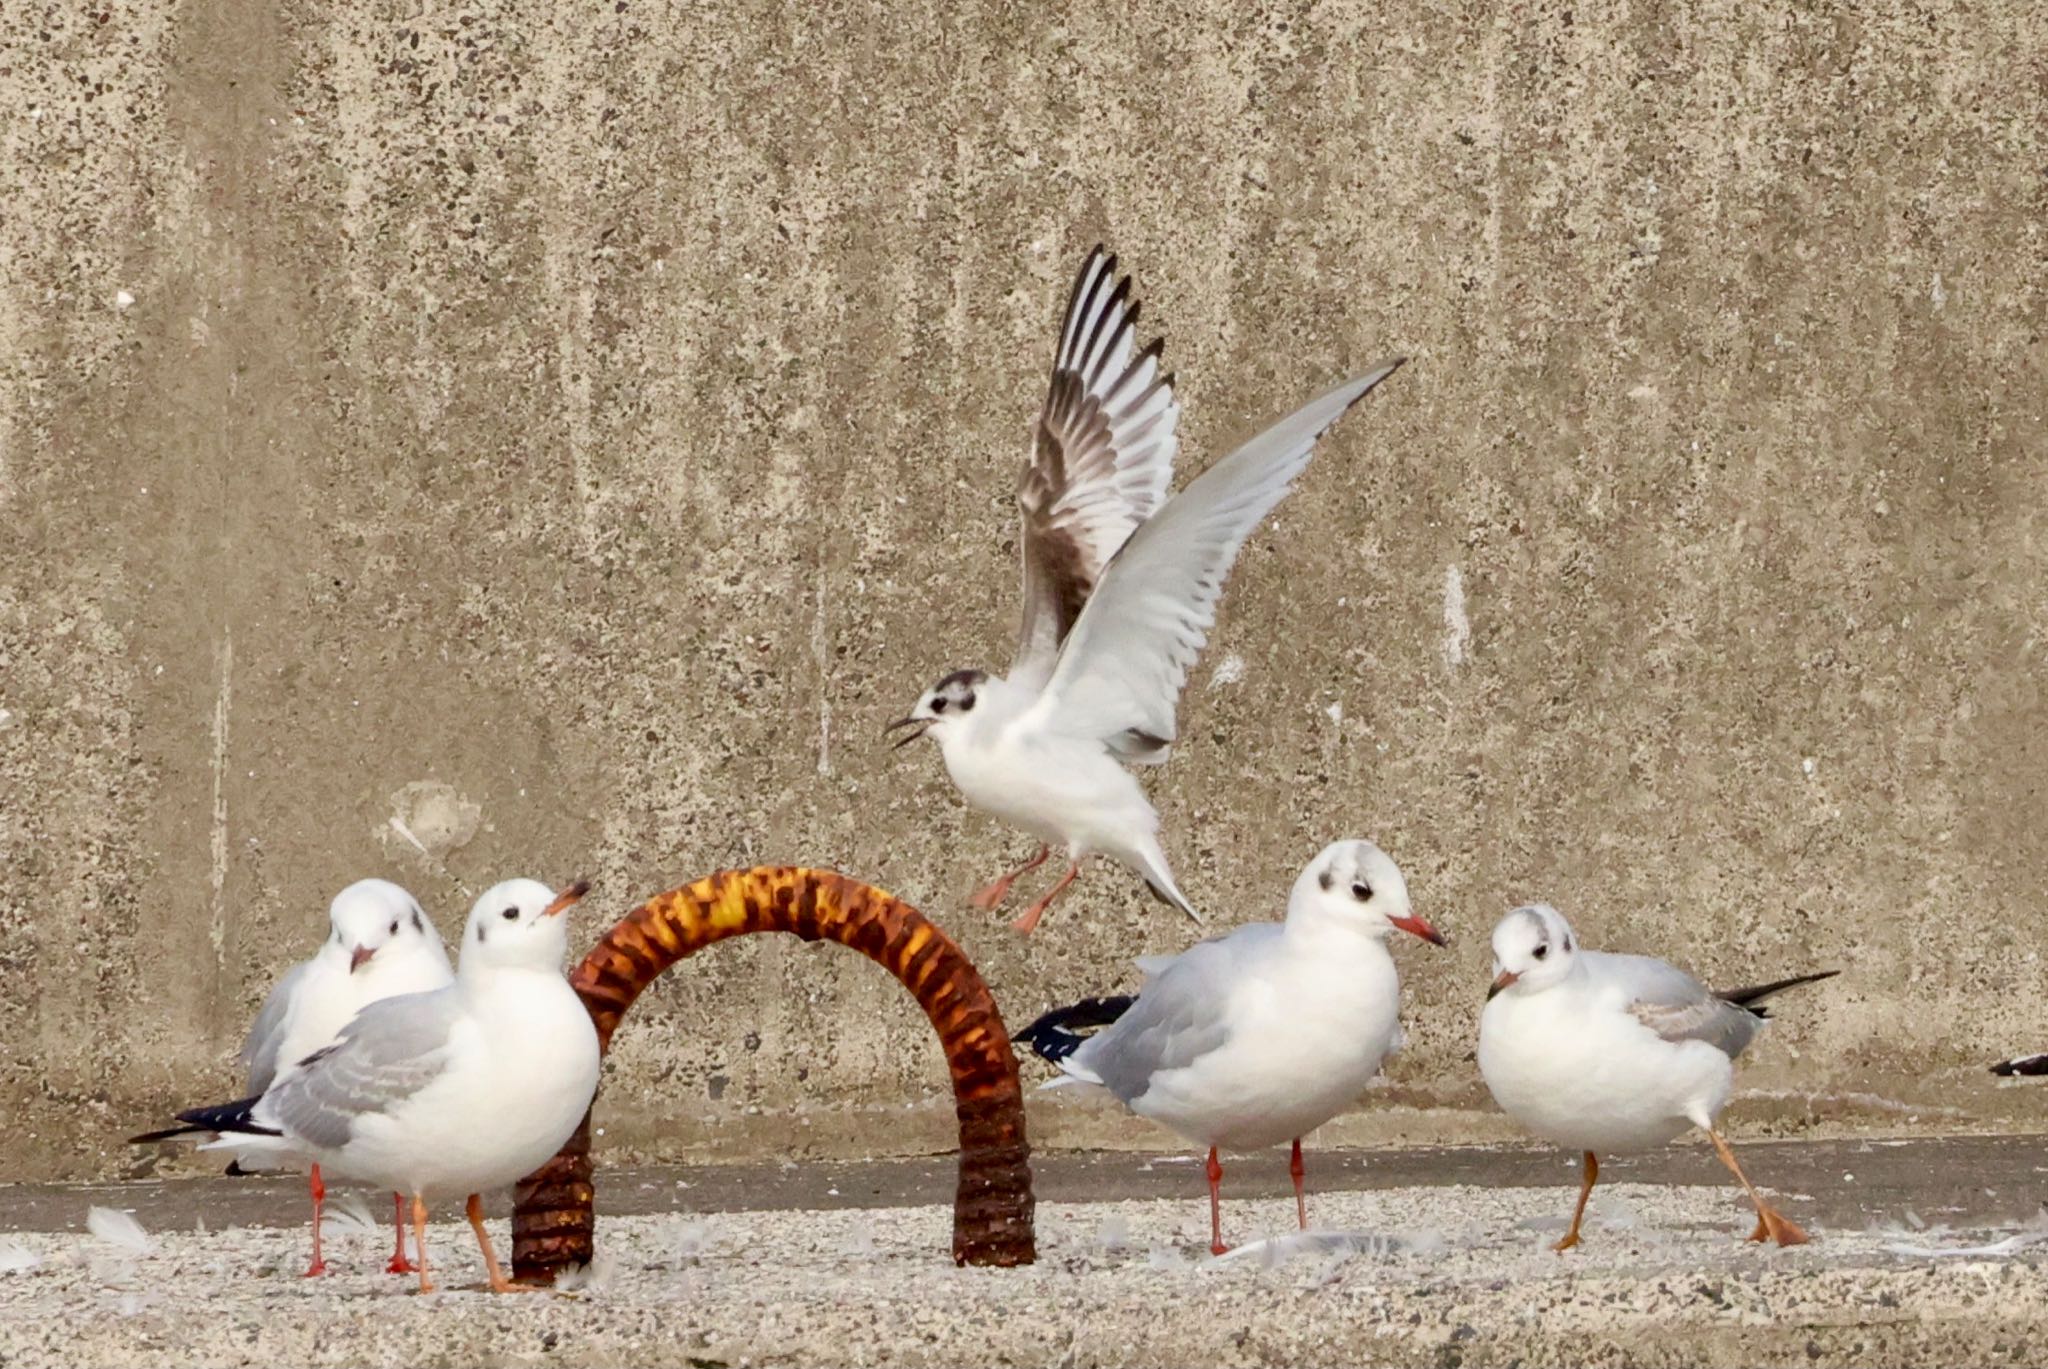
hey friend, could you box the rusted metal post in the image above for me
[511,867,1035,1280]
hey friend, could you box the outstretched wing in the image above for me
[260,989,461,1151]
[1012,247,1181,692]
[1030,361,1404,756]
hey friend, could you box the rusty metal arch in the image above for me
[510,867,1036,1280]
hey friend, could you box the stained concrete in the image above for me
[2,0,2046,1182]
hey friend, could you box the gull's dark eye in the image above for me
[501,907,520,921]
[388,920,399,936]
[1351,882,1373,901]
[1532,943,1549,960]
[931,697,948,714]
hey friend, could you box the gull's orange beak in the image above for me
[349,944,375,973]
[543,880,591,918]
[1389,913,1447,947]
[1488,968,1520,1001]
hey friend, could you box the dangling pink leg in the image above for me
[302,1164,329,1278]
[969,845,1051,911]
[1207,1146,1230,1256]
[1290,1138,1308,1231]
[1012,862,1081,935]
[387,1191,415,1273]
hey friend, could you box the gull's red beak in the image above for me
[1389,913,1447,947]
[348,944,375,973]
[1488,968,1520,1000]
[543,880,591,918]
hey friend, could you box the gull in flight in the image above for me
[134,879,600,1293]
[1478,903,1837,1250]
[135,878,452,1276]
[888,246,1404,933]
[1014,840,1443,1253]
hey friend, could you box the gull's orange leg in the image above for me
[387,1192,414,1274]
[302,1164,329,1278]
[411,1194,434,1294]
[1554,1151,1598,1252]
[1012,862,1080,935]
[1207,1146,1230,1256]
[1707,1129,1809,1247]
[970,845,1050,911]
[466,1192,531,1293]
[1290,1138,1309,1231]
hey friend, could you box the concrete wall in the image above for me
[3,0,2042,1181]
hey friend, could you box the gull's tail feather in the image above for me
[1013,995,1136,1065]
[129,1096,280,1146]
[1718,969,1841,1014]
[1121,838,1201,923]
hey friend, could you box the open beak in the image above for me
[883,716,930,750]
[543,880,591,918]
[349,944,375,973]
[1488,968,1520,1001]
[1389,913,1447,947]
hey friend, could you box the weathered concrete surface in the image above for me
[4,1142,2048,1367]
[2,0,2045,1180]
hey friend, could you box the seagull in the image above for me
[134,878,452,1277]
[132,879,601,1294]
[1014,840,1444,1254]
[886,246,1405,934]
[1477,903,1838,1251]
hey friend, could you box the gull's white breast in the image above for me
[332,970,600,1199]
[937,686,1156,854]
[1133,934,1401,1151]
[1478,978,1733,1153]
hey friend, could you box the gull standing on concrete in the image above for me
[134,878,452,1276]
[133,879,600,1293]
[1478,904,1837,1251]
[1014,840,1444,1253]
[886,246,1405,933]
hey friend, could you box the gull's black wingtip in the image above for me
[1012,994,1136,1063]
[1992,1053,2048,1077]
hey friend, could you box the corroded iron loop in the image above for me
[511,867,1036,1281]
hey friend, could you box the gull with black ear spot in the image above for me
[1013,839,1444,1254]
[132,877,601,1294]
[131,877,452,1278]
[885,244,1405,934]
[1478,903,1839,1251]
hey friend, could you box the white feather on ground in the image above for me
[86,1207,153,1257]
[318,1192,380,1237]
[0,1239,40,1273]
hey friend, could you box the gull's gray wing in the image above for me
[1012,247,1181,694]
[1591,951,1769,1060]
[1072,924,1283,1102]
[239,958,313,1095]
[1032,362,1404,760]
[261,988,461,1151]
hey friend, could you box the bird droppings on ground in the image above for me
[2,1185,2046,1367]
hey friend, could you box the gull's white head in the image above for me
[461,877,589,974]
[884,669,988,751]
[1487,903,1579,999]
[1288,840,1445,946]
[328,878,445,978]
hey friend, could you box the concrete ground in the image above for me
[2,1136,2045,1367]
